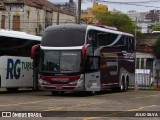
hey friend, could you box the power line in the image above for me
[84,0,160,3]
[96,0,160,9]
[97,0,160,3]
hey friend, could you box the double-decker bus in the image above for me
[0,30,41,92]
[32,24,135,95]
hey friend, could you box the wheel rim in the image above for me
[120,84,123,91]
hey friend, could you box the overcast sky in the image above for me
[49,0,160,12]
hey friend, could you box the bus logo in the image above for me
[6,59,21,79]
[6,59,33,80]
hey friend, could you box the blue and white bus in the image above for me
[0,30,41,92]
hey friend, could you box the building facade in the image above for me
[136,33,160,71]
[81,2,108,24]
[145,10,160,22]
[60,0,76,16]
[0,0,76,35]
[126,10,155,33]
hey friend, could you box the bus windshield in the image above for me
[40,50,81,73]
[41,30,86,47]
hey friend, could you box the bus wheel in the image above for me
[6,88,19,92]
[120,79,126,92]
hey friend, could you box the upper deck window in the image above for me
[41,29,86,47]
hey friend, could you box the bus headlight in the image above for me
[69,80,78,85]
[42,80,51,85]
[69,75,84,85]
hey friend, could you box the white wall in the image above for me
[136,52,156,69]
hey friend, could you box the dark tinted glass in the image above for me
[41,30,86,47]
[40,50,81,73]
[0,36,40,57]
[85,56,100,72]
[87,30,118,47]
[114,35,135,51]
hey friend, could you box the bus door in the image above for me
[85,56,101,91]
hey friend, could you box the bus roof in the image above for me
[44,24,87,32]
[44,24,133,37]
[0,29,41,41]
[88,25,134,37]
[152,31,160,33]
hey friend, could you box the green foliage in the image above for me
[136,31,144,38]
[154,38,160,58]
[152,24,160,31]
[94,10,140,34]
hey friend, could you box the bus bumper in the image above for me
[38,78,85,91]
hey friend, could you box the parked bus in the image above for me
[0,30,41,92]
[32,24,135,95]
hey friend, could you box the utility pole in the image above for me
[77,0,81,24]
[57,5,60,25]
[8,5,11,30]
[135,28,137,50]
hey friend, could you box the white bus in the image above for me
[0,30,41,92]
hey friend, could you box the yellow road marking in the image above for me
[128,105,156,111]
[0,99,54,107]
[84,105,156,120]
[42,102,104,111]
[130,94,160,99]
[95,91,130,97]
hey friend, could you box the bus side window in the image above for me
[87,30,97,47]
[114,35,127,51]
[128,37,134,52]
[97,32,117,46]
[97,32,107,46]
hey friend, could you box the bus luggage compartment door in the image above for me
[85,56,100,91]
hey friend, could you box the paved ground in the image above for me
[0,89,160,120]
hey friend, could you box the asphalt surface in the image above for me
[0,89,160,120]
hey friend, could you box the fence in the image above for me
[135,69,160,89]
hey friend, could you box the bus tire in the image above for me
[126,78,129,90]
[119,77,126,92]
[6,88,19,92]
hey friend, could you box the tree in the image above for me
[152,24,160,31]
[94,10,140,34]
[154,38,160,59]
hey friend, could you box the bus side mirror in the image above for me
[82,44,90,60]
[31,44,40,59]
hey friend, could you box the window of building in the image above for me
[136,58,140,69]
[13,15,20,31]
[141,58,144,69]
[1,15,5,29]
[146,58,153,69]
